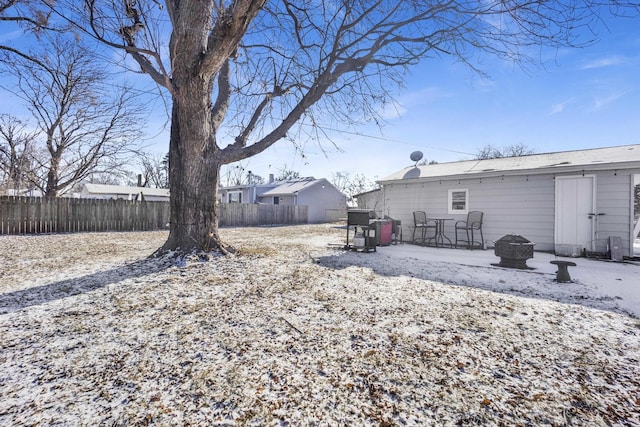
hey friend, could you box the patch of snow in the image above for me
[1,224,638,425]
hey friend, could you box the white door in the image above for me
[555,175,595,255]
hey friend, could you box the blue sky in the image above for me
[1,10,639,186]
[228,13,640,183]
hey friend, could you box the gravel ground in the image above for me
[1,224,639,426]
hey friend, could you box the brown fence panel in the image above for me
[42,197,54,233]
[220,204,307,227]
[0,196,172,235]
[0,197,307,235]
[0,196,6,235]
[256,205,275,225]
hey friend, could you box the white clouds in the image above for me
[549,103,564,115]
[580,55,626,70]
[590,91,628,111]
[402,86,452,106]
[549,91,629,115]
[549,99,574,115]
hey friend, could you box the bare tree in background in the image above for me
[0,114,37,194]
[222,163,248,187]
[332,171,376,204]
[3,0,639,254]
[0,1,53,43]
[276,168,301,182]
[139,152,170,189]
[1,35,145,197]
[475,143,535,160]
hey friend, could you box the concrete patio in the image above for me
[374,242,640,317]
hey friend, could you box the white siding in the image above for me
[278,195,296,205]
[297,184,346,223]
[384,174,555,250]
[383,168,640,256]
[595,171,634,255]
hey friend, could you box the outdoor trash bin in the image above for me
[384,216,402,244]
[372,219,392,246]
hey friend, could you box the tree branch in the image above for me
[200,0,266,76]
[211,59,231,130]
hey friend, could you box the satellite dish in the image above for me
[410,151,423,164]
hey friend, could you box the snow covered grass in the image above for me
[1,224,639,425]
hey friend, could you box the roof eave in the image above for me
[378,160,640,184]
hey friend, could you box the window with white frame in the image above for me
[228,191,242,203]
[448,189,468,214]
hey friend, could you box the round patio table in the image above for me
[426,217,454,248]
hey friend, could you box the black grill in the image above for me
[345,210,377,252]
[347,209,376,226]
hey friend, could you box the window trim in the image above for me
[227,191,242,204]
[448,188,469,214]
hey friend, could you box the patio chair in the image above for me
[412,211,437,245]
[455,211,484,249]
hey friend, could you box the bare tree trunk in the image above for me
[45,160,59,198]
[161,84,224,253]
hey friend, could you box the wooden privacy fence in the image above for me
[0,196,308,235]
[219,203,308,227]
[0,196,170,235]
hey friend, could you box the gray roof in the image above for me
[260,177,328,196]
[220,182,277,191]
[83,183,169,197]
[379,144,640,183]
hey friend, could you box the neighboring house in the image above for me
[353,188,384,218]
[257,177,347,223]
[378,145,640,258]
[219,181,278,205]
[4,188,43,197]
[80,183,170,202]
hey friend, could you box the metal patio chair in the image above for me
[455,210,484,249]
[412,211,437,245]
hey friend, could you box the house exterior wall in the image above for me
[256,194,296,206]
[220,184,278,204]
[594,170,635,254]
[219,188,249,204]
[80,188,169,202]
[296,184,347,223]
[383,168,639,256]
[383,173,554,250]
[355,190,384,218]
[276,195,296,205]
[133,194,169,202]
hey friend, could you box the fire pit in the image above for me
[493,234,535,269]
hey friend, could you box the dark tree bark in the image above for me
[164,102,224,252]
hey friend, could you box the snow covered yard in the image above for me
[1,224,639,426]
